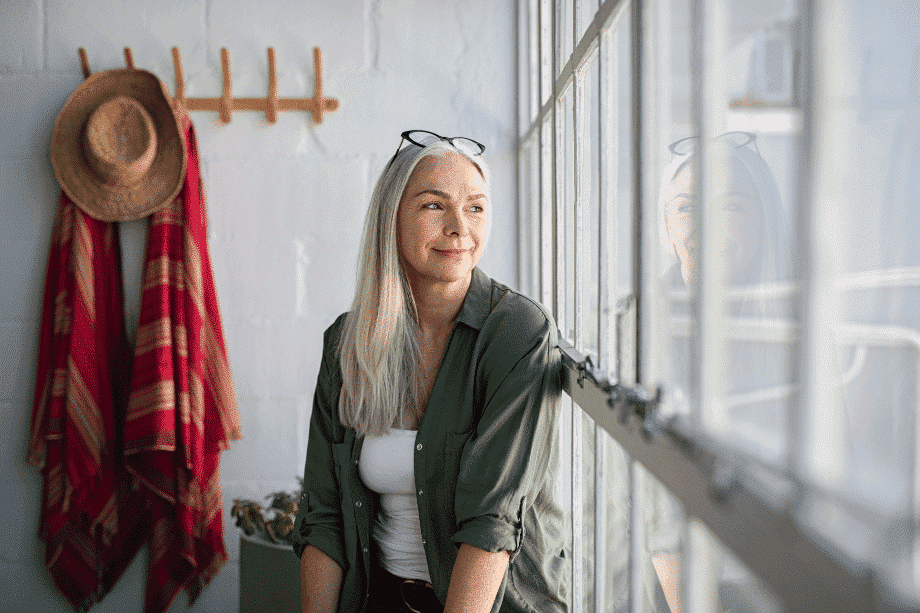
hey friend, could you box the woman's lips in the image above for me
[434,248,467,257]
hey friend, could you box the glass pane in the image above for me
[528,0,540,127]
[529,139,541,299]
[603,9,634,380]
[541,0,553,107]
[519,0,531,137]
[579,51,601,357]
[805,0,920,596]
[652,0,694,423]
[579,412,596,613]
[710,0,799,462]
[640,466,686,613]
[558,394,575,609]
[578,0,600,45]
[557,0,574,75]
[541,116,554,310]
[688,519,783,613]
[600,432,632,612]
[557,82,576,339]
[519,143,533,297]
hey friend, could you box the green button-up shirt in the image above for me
[293,268,569,612]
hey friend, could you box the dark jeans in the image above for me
[366,563,444,613]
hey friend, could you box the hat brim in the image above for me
[51,69,186,222]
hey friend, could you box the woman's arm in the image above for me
[294,318,349,612]
[300,544,343,613]
[652,551,683,613]
[443,543,510,613]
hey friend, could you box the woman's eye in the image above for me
[470,205,483,213]
[677,203,696,214]
[423,202,441,210]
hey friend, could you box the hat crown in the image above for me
[84,96,157,187]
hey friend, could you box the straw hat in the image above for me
[51,69,186,222]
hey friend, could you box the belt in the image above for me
[369,564,444,613]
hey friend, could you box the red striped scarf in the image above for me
[29,106,241,613]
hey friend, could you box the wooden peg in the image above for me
[124,47,134,69]
[220,47,233,123]
[172,47,186,107]
[78,48,91,79]
[267,47,278,123]
[312,47,324,124]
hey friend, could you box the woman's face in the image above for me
[397,152,491,287]
[663,158,763,287]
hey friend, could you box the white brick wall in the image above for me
[0,0,517,610]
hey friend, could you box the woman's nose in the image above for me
[443,208,468,236]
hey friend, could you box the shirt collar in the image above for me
[455,267,492,331]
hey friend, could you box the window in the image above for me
[517,1,920,611]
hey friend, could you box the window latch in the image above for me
[608,383,662,438]
[570,350,662,435]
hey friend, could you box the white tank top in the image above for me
[358,428,432,582]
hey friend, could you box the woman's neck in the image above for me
[408,274,471,335]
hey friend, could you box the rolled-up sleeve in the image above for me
[292,319,347,570]
[451,300,562,559]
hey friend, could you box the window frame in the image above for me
[516,1,919,611]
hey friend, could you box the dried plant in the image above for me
[231,479,303,545]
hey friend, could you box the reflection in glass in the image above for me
[658,132,794,463]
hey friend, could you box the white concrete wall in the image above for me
[0,1,518,611]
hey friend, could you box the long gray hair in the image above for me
[337,138,490,436]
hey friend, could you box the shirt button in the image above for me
[418,489,423,496]
[422,540,427,546]
[416,443,423,451]
[355,501,362,507]
[363,547,369,553]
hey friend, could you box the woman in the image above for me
[293,130,568,613]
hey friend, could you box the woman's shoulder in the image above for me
[482,276,557,347]
[320,312,350,357]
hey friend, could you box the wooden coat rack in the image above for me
[77,46,339,124]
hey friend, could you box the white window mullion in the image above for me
[797,0,850,494]
[696,0,730,439]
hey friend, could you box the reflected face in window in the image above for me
[397,152,491,286]
[663,158,764,287]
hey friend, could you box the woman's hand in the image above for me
[443,543,510,613]
[300,544,343,613]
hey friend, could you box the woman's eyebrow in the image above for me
[412,189,489,201]
[413,188,450,199]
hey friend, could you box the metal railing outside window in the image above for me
[516,0,920,611]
